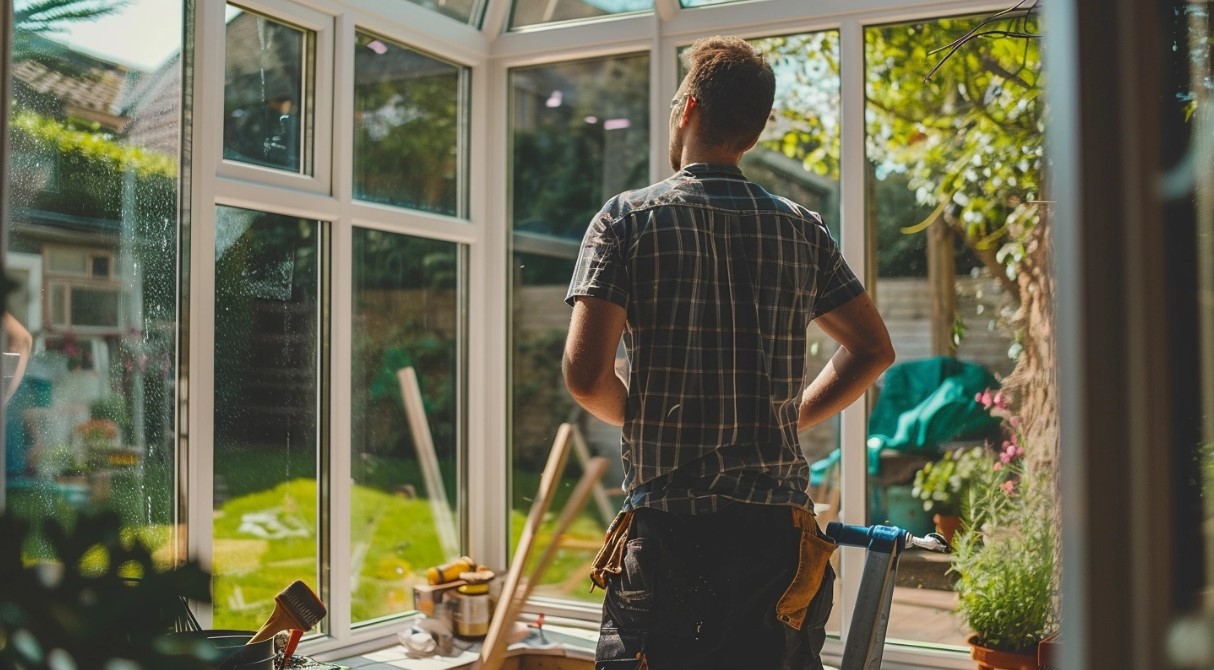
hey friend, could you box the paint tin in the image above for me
[449,590,490,638]
[450,579,492,638]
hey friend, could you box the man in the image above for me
[563,35,895,670]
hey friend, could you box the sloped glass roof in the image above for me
[399,0,487,26]
[509,0,653,29]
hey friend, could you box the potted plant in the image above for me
[911,445,986,544]
[950,440,1058,668]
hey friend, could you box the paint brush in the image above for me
[247,580,327,644]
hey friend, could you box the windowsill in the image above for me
[328,624,596,669]
[322,624,974,670]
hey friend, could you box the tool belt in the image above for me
[589,505,835,628]
[775,506,837,630]
[590,509,635,591]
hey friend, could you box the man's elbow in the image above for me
[874,340,896,372]
[562,355,599,403]
[856,338,896,376]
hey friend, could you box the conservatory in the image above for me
[0,0,1210,668]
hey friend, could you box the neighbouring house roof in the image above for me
[12,43,143,134]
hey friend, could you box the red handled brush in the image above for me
[247,580,327,644]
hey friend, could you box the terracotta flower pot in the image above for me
[933,512,962,545]
[968,635,1040,670]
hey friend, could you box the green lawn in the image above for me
[10,460,609,630]
[211,477,607,630]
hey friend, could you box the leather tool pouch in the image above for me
[775,507,838,630]
[590,509,635,591]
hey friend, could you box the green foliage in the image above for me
[761,14,1044,281]
[352,32,462,215]
[0,509,214,669]
[511,55,650,241]
[911,445,987,516]
[511,329,577,470]
[950,463,1057,653]
[13,0,127,74]
[11,111,177,178]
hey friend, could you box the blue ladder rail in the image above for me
[825,522,949,669]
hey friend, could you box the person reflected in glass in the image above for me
[3,313,33,404]
[224,75,300,171]
[563,36,895,670]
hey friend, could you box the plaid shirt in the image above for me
[566,163,864,515]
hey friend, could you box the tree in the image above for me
[14,0,127,73]
[760,8,1056,469]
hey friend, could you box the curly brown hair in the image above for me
[679,35,776,153]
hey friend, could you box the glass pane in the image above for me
[69,287,120,328]
[748,31,843,638]
[350,228,463,625]
[213,206,324,631]
[5,0,182,565]
[510,0,652,30]
[224,7,312,174]
[47,248,87,275]
[864,14,1044,649]
[508,53,648,602]
[354,33,466,217]
[396,0,483,27]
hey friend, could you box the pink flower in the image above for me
[993,390,1008,409]
[1002,480,1016,494]
[993,462,1003,472]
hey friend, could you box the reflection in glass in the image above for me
[354,33,466,216]
[510,0,652,31]
[510,55,649,239]
[224,7,312,174]
[863,14,1043,648]
[397,0,485,27]
[213,207,324,631]
[350,228,463,624]
[508,53,648,602]
[5,0,182,564]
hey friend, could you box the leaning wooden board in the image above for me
[478,424,575,670]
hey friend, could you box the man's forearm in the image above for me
[797,346,892,430]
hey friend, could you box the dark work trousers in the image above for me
[595,504,835,670]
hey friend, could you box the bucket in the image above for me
[167,630,276,670]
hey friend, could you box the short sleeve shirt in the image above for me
[566,163,865,514]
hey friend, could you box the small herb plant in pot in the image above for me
[911,445,985,544]
[950,460,1058,668]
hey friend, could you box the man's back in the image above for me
[569,163,863,510]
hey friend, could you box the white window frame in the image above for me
[189,0,488,654]
[184,0,1022,664]
[218,0,336,195]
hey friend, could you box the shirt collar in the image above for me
[680,162,745,179]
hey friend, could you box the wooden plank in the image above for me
[484,455,608,670]
[478,424,575,670]
[569,425,616,525]
[398,366,460,560]
[515,456,609,607]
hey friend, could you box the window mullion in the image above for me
[325,10,356,647]
[836,16,869,644]
[186,0,230,630]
